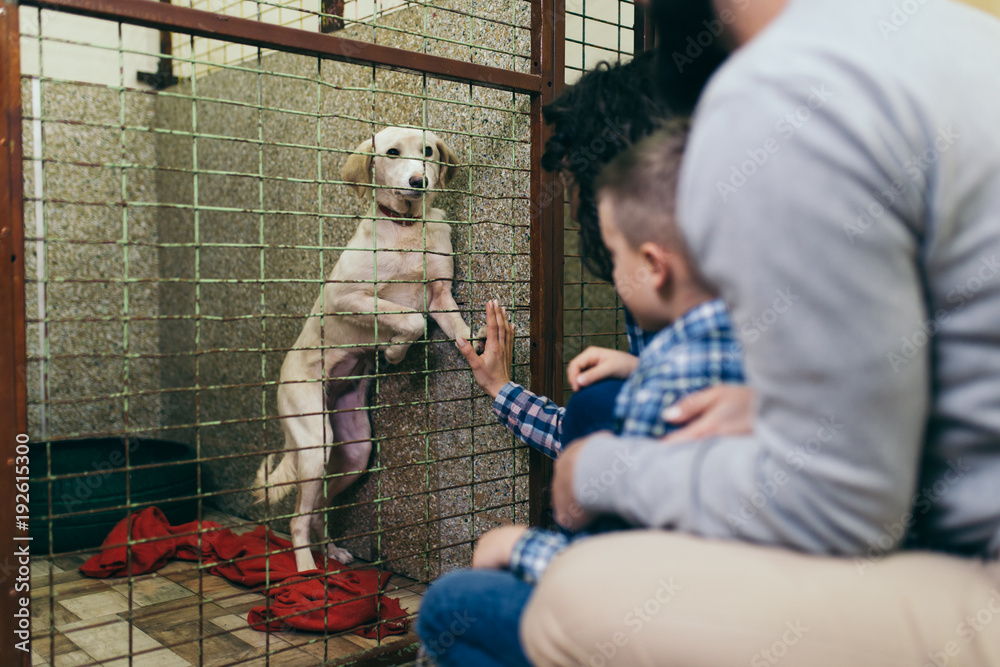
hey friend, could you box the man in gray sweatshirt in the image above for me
[523,0,1000,664]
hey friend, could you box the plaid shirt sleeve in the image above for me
[508,527,570,584]
[492,382,565,458]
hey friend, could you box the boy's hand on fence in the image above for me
[456,300,514,399]
[661,385,756,444]
[471,525,530,570]
[566,346,639,392]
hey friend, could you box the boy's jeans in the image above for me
[416,570,534,667]
[417,380,625,666]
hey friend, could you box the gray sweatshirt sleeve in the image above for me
[573,48,934,556]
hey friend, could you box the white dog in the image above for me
[254,127,482,571]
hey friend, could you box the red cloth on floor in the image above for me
[208,525,338,586]
[248,571,408,639]
[80,507,222,578]
[80,507,409,637]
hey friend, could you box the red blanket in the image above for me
[248,570,407,638]
[80,507,408,638]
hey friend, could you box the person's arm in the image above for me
[493,383,566,459]
[555,53,932,556]
[456,301,566,457]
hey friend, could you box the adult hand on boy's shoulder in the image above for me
[471,525,530,570]
[551,435,607,531]
[660,385,756,444]
[566,347,639,392]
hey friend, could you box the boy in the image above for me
[467,127,745,582]
[454,52,675,460]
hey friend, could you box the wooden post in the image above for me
[528,0,565,528]
[0,1,31,664]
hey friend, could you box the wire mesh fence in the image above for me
[18,1,539,664]
[565,0,636,81]
[6,0,642,664]
[172,0,533,79]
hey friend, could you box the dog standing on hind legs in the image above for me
[253,127,484,572]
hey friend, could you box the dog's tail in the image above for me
[252,452,297,504]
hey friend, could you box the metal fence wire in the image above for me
[0,0,643,665]
[561,0,643,405]
[173,0,534,78]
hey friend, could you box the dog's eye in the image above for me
[424,146,434,158]
[386,148,400,157]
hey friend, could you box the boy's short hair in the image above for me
[595,123,691,253]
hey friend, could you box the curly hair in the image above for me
[542,51,675,282]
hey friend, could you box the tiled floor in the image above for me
[30,511,425,666]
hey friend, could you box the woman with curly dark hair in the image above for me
[542,50,674,285]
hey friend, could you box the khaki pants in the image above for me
[520,532,1000,667]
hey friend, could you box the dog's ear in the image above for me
[341,138,375,199]
[435,137,460,189]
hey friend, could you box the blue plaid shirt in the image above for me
[615,299,743,438]
[503,298,744,583]
[492,308,654,458]
[625,308,656,356]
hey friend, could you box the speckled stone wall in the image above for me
[23,81,162,440]
[24,1,541,581]
[153,3,533,579]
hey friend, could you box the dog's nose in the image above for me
[409,175,425,189]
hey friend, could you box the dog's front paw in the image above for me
[472,325,488,353]
[384,343,409,365]
[399,312,427,339]
[382,312,424,364]
[326,543,355,565]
